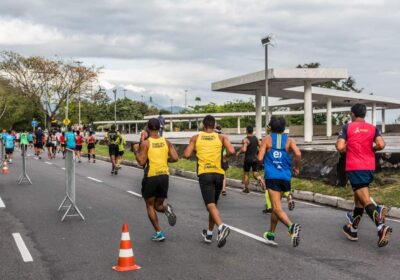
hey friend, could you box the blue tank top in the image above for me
[264,133,292,181]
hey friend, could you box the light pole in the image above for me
[185,90,188,108]
[74,61,83,127]
[170,99,173,113]
[113,89,117,126]
[261,35,273,133]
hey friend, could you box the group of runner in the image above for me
[131,103,392,249]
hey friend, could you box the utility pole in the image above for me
[113,89,117,126]
[123,89,127,99]
[170,99,173,113]
[73,60,83,127]
[261,35,273,133]
[185,90,188,108]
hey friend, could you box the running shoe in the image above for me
[114,170,118,175]
[221,190,227,196]
[263,231,275,242]
[288,223,301,247]
[342,224,358,241]
[217,225,230,248]
[345,212,354,224]
[376,205,389,224]
[242,188,250,194]
[262,207,272,214]
[111,170,115,175]
[151,231,166,242]
[377,225,392,248]
[93,160,96,163]
[165,204,177,226]
[201,229,213,244]
[287,192,295,211]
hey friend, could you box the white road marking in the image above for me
[127,191,142,198]
[170,175,197,183]
[12,233,33,262]
[87,177,103,183]
[61,167,66,170]
[225,224,278,247]
[0,196,5,208]
[44,161,52,165]
[387,218,400,224]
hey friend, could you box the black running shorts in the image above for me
[108,144,119,157]
[118,150,124,156]
[243,160,259,172]
[198,173,224,206]
[87,143,95,150]
[266,179,291,193]
[75,145,82,152]
[347,170,374,191]
[141,175,169,199]
[35,142,43,149]
[5,148,14,154]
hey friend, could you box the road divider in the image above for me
[12,233,33,262]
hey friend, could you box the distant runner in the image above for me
[65,128,76,153]
[86,131,96,163]
[158,113,166,137]
[257,116,302,247]
[4,130,15,163]
[184,115,235,248]
[135,118,178,242]
[34,127,44,159]
[116,131,126,170]
[28,131,34,149]
[60,132,66,159]
[104,125,120,175]
[236,125,265,193]
[336,104,392,247]
[75,130,84,163]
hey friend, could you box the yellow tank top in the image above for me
[196,132,224,175]
[147,137,169,177]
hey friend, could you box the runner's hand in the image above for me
[292,167,300,176]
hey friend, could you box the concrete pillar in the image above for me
[381,109,386,133]
[135,123,138,134]
[372,103,377,126]
[304,81,313,142]
[237,117,241,134]
[326,98,332,137]
[122,124,125,133]
[128,124,131,134]
[196,118,199,131]
[170,120,173,132]
[189,120,192,130]
[255,90,262,139]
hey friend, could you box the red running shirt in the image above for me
[76,135,83,146]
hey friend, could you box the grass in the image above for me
[90,145,400,207]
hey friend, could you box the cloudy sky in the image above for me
[0,0,399,121]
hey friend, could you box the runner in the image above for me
[135,118,178,242]
[236,125,265,193]
[28,131,34,149]
[15,131,20,149]
[158,113,166,137]
[104,125,120,175]
[183,115,235,248]
[336,103,392,247]
[50,131,58,158]
[75,130,84,163]
[257,116,302,247]
[60,132,67,159]
[45,131,54,159]
[34,127,44,159]
[86,131,96,163]
[4,130,15,163]
[65,127,76,154]
[116,131,126,170]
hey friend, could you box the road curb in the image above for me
[92,155,399,219]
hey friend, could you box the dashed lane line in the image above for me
[44,161,52,165]
[12,233,33,262]
[87,176,103,183]
[0,196,5,208]
[127,190,142,198]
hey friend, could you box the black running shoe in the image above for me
[377,225,392,248]
[165,204,177,226]
[202,229,213,244]
[242,188,250,194]
[287,193,295,211]
[262,207,272,214]
[221,191,227,196]
[114,170,118,175]
[289,223,301,247]
[217,225,230,248]
[111,170,115,175]
[342,224,358,241]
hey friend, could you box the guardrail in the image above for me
[17,145,32,185]
[58,148,85,222]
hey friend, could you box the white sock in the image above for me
[377,224,384,232]
[207,230,213,236]
[218,224,224,231]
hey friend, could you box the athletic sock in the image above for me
[207,230,213,236]
[283,191,290,198]
[365,203,383,227]
[352,207,364,229]
[88,154,91,160]
[265,190,272,209]
[218,224,224,231]
[93,154,96,159]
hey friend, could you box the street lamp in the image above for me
[261,34,273,133]
[74,61,83,128]
[185,90,188,108]
[113,89,117,126]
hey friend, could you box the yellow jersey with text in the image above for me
[195,132,224,175]
[146,137,169,177]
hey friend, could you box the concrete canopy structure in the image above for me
[212,68,400,141]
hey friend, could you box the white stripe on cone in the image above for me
[121,232,130,241]
[119,249,134,258]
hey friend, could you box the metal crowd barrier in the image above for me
[57,148,85,222]
[17,145,32,185]
[0,141,4,168]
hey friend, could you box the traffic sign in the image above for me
[31,120,38,127]
[63,118,71,126]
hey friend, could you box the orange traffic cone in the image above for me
[112,224,141,272]
[2,161,9,174]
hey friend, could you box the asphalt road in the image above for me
[1,148,400,280]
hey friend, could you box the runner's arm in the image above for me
[257,137,269,162]
[336,124,347,153]
[373,128,385,151]
[136,140,149,166]
[288,138,302,176]
[221,135,235,157]
[183,135,197,159]
[236,138,248,156]
[166,140,178,163]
